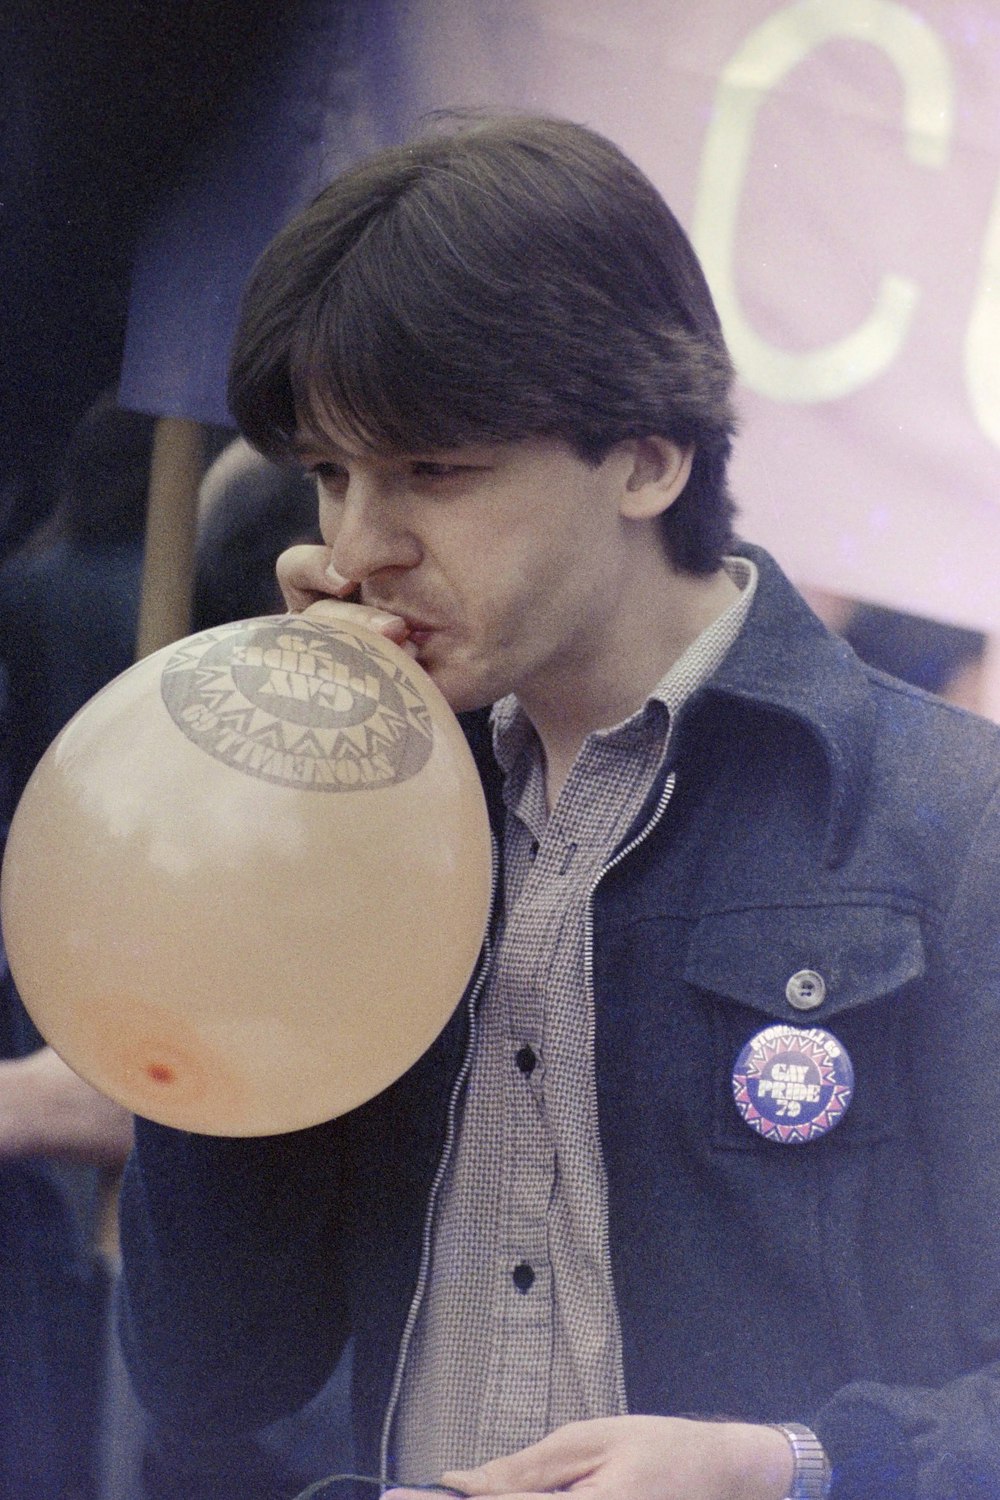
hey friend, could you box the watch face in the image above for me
[732,1024,854,1144]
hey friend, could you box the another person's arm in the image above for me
[0,1044,132,1167]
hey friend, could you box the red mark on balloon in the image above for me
[52,993,252,1128]
[145,1062,176,1085]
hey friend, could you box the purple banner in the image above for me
[120,0,1000,633]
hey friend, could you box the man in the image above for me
[118,116,1000,1500]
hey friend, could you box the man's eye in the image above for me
[309,462,348,486]
[410,461,464,480]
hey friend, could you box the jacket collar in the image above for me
[682,542,876,867]
[461,543,876,868]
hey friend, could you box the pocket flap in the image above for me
[684,903,925,1020]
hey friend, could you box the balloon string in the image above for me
[291,1474,464,1497]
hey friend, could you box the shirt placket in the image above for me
[474,812,579,1457]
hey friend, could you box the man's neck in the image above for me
[523,562,742,808]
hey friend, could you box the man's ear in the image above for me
[619,437,694,520]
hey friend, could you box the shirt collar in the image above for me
[491,555,757,775]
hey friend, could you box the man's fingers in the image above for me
[443,1425,602,1496]
[447,1492,562,1500]
[275,542,416,653]
[301,598,415,652]
[275,542,355,612]
[383,1490,461,1499]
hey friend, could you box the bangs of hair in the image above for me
[286,233,513,457]
[282,175,621,458]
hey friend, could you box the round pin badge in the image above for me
[732,1024,854,1144]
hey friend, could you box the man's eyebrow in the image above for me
[291,433,353,460]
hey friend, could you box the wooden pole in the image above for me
[135,416,205,659]
[100,414,206,1257]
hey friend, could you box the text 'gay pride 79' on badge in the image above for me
[732,1024,854,1145]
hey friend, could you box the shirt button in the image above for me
[512,1262,535,1293]
[786,969,826,1010]
[515,1044,538,1075]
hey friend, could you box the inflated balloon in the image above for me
[0,614,492,1134]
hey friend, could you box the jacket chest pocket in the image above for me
[683,903,926,1151]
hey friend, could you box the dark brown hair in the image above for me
[228,114,738,573]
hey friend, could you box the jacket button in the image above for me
[786,969,826,1010]
[515,1044,538,1075]
[512,1262,535,1293]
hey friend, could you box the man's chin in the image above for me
[425,665,494,717]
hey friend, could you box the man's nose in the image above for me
[327,484,420,582]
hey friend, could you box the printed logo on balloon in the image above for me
[160,618,434,791]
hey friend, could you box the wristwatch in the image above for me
[770,1423,832,1500]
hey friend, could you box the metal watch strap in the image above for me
[770,1422,832,1500]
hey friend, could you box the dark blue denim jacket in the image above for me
[119,546,1000,1498]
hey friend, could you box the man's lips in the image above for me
[365,599,441,641]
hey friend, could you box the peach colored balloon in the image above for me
[0,615,493,1134]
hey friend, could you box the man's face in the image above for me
[293,422,649,714]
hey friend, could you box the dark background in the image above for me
[0,0,310,559]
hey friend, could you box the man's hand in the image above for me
[384,1415,793,1500]
[275,543,415,654]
